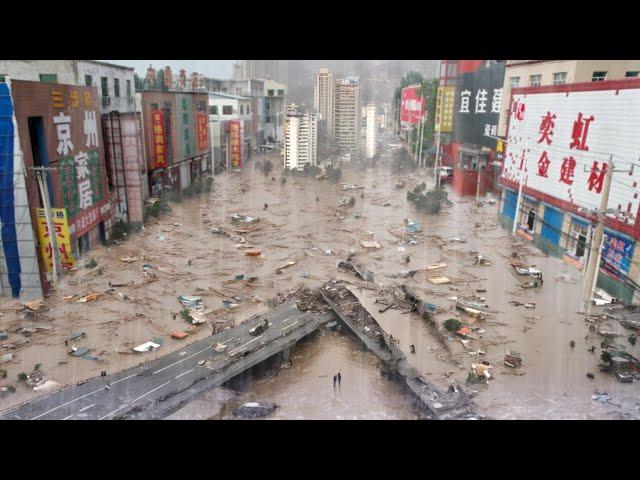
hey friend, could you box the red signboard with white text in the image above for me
[151,110,167,168]
[400,86,426,126]
[229,120,242,168]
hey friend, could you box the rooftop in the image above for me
[208,91,250,101]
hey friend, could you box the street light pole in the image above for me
[583,155,614,314]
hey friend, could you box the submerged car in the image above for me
[233,401,278,418]
[439,166,454,183]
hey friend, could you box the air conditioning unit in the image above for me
[102,96,111,107]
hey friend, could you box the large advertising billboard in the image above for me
[400,86,426,126]
[151,109,167,168]
[500,81,640,226]
[452,61,505,148]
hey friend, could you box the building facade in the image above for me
[365,104,377,159]
[333,76,361,156]
[497,60,640,138]
[2,79,113,297]
[139,90,210,199]
[314,68,334,132]
[498,78,640,304]
[208,92,252,164]
[232,60,287,83]
[263,79,286,143]
[284,104,317,171]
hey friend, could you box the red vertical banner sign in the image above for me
[151,110,167,168]
[197,112,208,151]
[230,120,242,168]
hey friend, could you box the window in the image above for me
[592,71,607,82]
[240,105,244,115]
[0,75,5,83]
[553,72,567,85]
[126,79,132,98]
[277,89,284,96]
[222,105,233,115]
[85,74,92,86]
[39,74,58,83]
[566,220,589,259]
[266,116,271,123]
[114,78,120,97]
[626,71,640,78]
[101,77,109,97]
[210,105,218,115]
[529,74,542,87]
[509,76,520,89]
[268,89,275,96]
[247,105,250,114]
[446,63,457,77]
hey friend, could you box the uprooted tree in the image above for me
[407,182,448,214]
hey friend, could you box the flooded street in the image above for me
[2,151,639,419]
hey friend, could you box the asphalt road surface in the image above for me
[0,301,326,420]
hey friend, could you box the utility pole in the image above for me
[475,157,483,204]
[417,113,425,168]
[512,170,525,236]
[35,169,60,288]
[583,156,614,314]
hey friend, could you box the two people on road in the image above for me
[332,372,342,387]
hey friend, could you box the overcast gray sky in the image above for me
[105,60,235,78]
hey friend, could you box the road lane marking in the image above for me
[63,414,74,420]
[175,368,195,379]
[98,380,172,420]
[152,345,211,375]
[282,320,299,331]
[78,403,95,413]
[228,335,263,355]
[30,373,138,420]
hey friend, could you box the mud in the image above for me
[2,149,639,419]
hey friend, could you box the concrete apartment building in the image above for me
[365,104,377,159]
[208,92,253,163]
[263,79,287,143]
[497,60,640,137]
[284,104,317,171]
[314,68,334,131]
[233,60,287,84]
[333,76,361,156]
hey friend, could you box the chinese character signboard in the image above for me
[452,61,505,148]
[36,208,75,272]
[197,112,208,151]
[151,109,167,168]
[400,86,426,126]
[601,231,634,280]
[500,83,640,222]
[435,86,455,133]
[229,120,242,168]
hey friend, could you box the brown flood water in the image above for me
[2,150,639,419]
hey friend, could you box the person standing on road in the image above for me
[337,372,341,386]
[333,374,337,387]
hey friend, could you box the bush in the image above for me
[7,385,15,393]
[143,199,172,222]
[111,220,132,242]
[443,318,462,332]
[0,368,7,379]
[18,372,27,382]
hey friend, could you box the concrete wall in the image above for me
[0,60,77,85]
[75,61,136,115]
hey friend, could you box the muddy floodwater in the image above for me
[2,150,639,419]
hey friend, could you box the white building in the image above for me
[333,76,361,155]
[284,104,317,171]
[263,79,287,143]
[314,68,333,131]
[365,104,377,159]
[208,92,253,161]
[233,60,287,83]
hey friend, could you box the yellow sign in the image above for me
[497,140,504,153]
[36,208,75,272]
[435,86,455,133]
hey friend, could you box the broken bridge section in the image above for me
[320,281,480,420]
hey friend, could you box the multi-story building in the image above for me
[0,61,147,228]
[314,68,334,131]
[232,60,287,83]
[365,104,377,159]
[497,60,640,138]
[208,92,253,164]
[138,90,210,199]
[497,76,640,304]
[333,76,361,156]
[0,79,114,298]
[263,80,287,143]
[284,104,317,171]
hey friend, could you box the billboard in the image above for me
[452,61,505,148]
[500,82,640,225]
[36,208,75,272]
[229,120,242,168]
[435,85,455,133]
[197,112,209,151]
[602,230,634,280]
[151,109,167,168]
[400,86,425,125]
